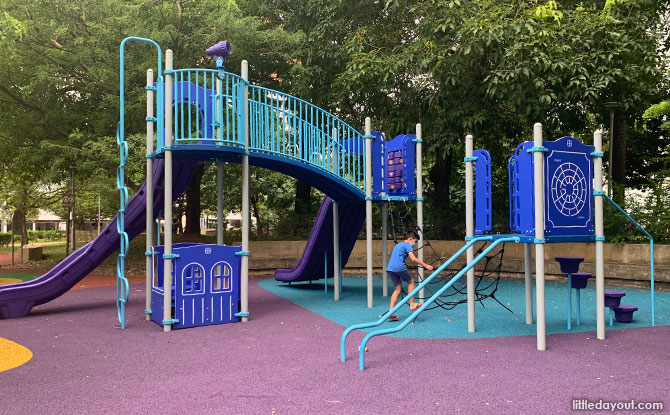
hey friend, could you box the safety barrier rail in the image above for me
[340,236,519,370]
[600,193,655,325]
[248,85,366,191]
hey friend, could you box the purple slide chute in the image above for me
[275,196,365,282]
[0,159,197,319]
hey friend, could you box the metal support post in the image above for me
[162,50,174,332]
[465,134,475,333]
[533,123,546,350]
[241,60,250,322]
[524,243,533,324]
[365,117,373,308]
[333,201,340,301]
[594,129,606,340]
[216,71,224,245]
[416,124,425,302]
[381,201,388,297]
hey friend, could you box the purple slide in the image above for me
[0,159,198,319]
[275,196,365,282]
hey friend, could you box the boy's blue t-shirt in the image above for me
[387,241,413,272]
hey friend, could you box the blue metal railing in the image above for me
[340,236,519,370]
[601,193,655,326]
[248,85,366,192]
[165,69,246,147]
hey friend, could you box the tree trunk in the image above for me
[428,149,453,238]
[184,163,205,234]
[612,112,627,205]
[250,193,263,238]
[294,181,312,234]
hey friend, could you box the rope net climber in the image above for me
[387,201,513,313]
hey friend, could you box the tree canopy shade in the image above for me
[0,0,668,241]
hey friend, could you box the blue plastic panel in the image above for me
[544,136,595,236]
[150,243,241,329]
[371,131,386,196]
[508,141,535,235]
[473,149,492,234]
[379,134,416,197]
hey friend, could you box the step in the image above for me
[566,272,592,289]
[604,290,626,308]
[555,257,584,274]
[613,304,638,323]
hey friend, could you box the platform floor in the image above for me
[1,276,668,414]
[260,276,668,338]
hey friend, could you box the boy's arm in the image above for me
[408,251,434,270]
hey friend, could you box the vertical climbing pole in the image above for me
[416,124,425,301]
[533,122,547,350]
[365,117,373,308]
[145,69,155,321]
[524,243,533,324]
[162,49,174,332]
[240,60,250,322]
[465,134,476,333]
[593,129,605,340]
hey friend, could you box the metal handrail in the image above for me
[340,236,521,370]
[601,193,655,326]
[247,84,366,191]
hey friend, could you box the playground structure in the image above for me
[0,37,426,328]
[342,127,656,370]
[0,37,655,360]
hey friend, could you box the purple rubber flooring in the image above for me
[1,277,668,414]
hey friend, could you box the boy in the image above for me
[386,230,434,321]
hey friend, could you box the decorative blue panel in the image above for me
[543,136,595,236]
[508,141,535,235]
[150,243,241,329]
[380,134,416,197]
[370,131,386,196]
[473,149,492,235]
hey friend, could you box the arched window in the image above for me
[181,263,205,295]
[211,261,233,293]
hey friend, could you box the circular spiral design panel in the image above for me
[550,162,588,217]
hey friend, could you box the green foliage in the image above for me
[27,230,64,242]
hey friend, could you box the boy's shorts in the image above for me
[388,270,413,287]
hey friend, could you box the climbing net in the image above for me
[388,202,513,313]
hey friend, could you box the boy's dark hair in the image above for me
[405,230,419,240]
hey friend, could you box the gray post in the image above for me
[594,129,606,340]
[145,69,155,321]
[465,134,475,333]
[217,163,224,245]
[162,50,174,332]
[381,201,388,297]
[416,124,425,301]
[365,117,373,308]
[333,200,340,301]
[524,243,533,324]
[240,60,250,322]
[533,122,546,350]
[216,70,224,245]
[97,194,101,235]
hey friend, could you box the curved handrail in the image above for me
[340,236,495,364]
[355,237,518,370]
[601,193,655,326]
[248,84,366,192]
